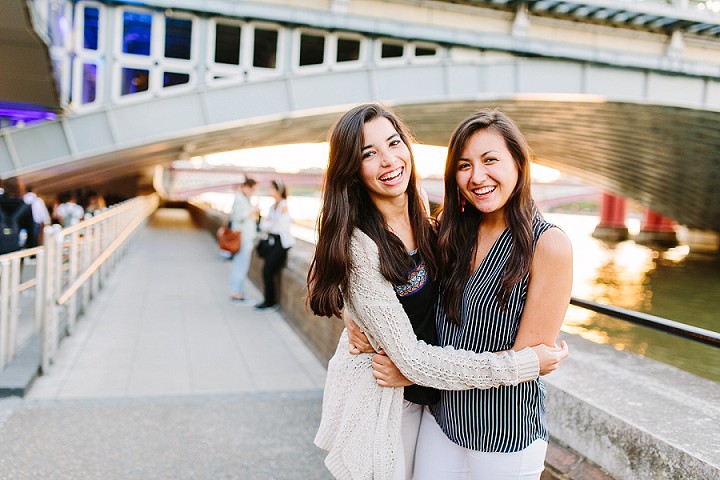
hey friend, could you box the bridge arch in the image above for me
[1,0,718,230]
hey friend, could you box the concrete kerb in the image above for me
[544,332,720,480]
[0,335,40,397]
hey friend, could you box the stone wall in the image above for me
[247,239,344,366]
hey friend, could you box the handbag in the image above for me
[217,225,242,254]
[255,235,274,258]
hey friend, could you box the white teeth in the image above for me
[380,167,403,182]
[472,186,495,195]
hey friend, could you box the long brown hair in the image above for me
[307,103,437,318]
[437,109,536,324]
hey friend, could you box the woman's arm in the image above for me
[343,309,375,354]
[513,227,573,350]
[345,231,540,390]
[372,341,568,387]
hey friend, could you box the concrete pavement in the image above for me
[0,208,332,479]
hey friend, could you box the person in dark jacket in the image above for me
[0,177,38,254]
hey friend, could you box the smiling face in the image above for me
[359,117,412,205]
[456,128,519,220]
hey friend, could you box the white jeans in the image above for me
[393,401,424,480]
[414,407,548,480]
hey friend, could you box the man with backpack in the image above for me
[0,178,37,255]
[23,185,51,247]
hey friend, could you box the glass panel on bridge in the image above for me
[381,41,404,58]
[415,45,437,57]
[214,23,242,65]
[253,28,279,69]
[122,11,152,56]
[337,37,361,62]
[121,68,149,95]
[299,33,325,66]
[83,7,99,50]
[163,71,190,88]
[81,63,97,103]
[164,17,192,60]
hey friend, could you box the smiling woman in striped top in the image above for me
[370,109,574,479]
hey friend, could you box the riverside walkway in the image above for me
[3,206,716,479]
[0,208,331,479]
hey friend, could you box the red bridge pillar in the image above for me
[634,209,678,247]
[592,193,629,241]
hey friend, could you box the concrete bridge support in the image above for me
[634,209,678,248]
[680,229,720,255]
[592,193,629,242]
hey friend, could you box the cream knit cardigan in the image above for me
[314,230,540,479]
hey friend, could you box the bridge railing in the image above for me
[0,194,159,374]
[570,297,720,348]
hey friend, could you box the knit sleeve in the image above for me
[345,231,539,390]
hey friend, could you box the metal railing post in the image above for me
[7,257,21,362]
[67,231,79,333]
[41,225,61,373]
[81,225,91,310]
[34,251,46,332]
[101,221,110,283]
[0,259,9,370]
[91,222,101,297]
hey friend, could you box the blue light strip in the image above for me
[0,103,57,125]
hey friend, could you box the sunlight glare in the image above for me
[530,163,561,183]
[201,143,562,182]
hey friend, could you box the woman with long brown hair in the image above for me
[370,109,573,479]
[307,103,567,480]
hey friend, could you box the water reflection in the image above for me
[546,213,720,382]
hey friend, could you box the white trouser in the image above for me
[414,407,548,480]
[393,401,424,480]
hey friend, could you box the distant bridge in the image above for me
[157,166,325,200]
[162,167,600,215]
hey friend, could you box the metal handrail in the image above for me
[56,201,155,305]
[0,194,159,373]
[570,297,720,348]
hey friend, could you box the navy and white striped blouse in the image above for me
[430,214,554,452]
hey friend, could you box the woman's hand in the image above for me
[372,351,413,387]
[532,340,569,376]
[343,309,375,354]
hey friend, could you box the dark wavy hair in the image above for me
[307,103,437,318]
[437,109,536,324]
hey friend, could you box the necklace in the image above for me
[387,217,411,237]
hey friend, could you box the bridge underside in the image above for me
[0,1,59,110]
[12,99,718,231]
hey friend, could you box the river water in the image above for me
[201,191,720,382]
